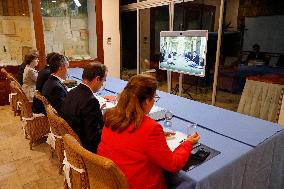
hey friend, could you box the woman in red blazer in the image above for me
[98,75,200,189]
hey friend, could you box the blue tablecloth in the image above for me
[68,68,284,189]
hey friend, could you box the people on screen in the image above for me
[61,63,107,153]
[42,54,69,114]
[185,51,193,61]
[21,53,39,102]
[32,52,59,113]
[98,74,200,189]
[167,52,175,65]
[191,51,200,65]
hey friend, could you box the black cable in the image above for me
[182,0,185,31]
[200,0,204,29]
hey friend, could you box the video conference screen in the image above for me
[159,30,208,77]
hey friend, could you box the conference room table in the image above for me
[69,68,284,189]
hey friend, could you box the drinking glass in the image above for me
[186,122,198,135]
[164,110,173,127]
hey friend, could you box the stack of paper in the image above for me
[166,131,187,151]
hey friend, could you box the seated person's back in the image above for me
[18,62,26,86]
[42,54,69,114]
[61,63,107,153]
[33,52,58,113]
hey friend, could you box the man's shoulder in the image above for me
[43,76,65,93]
[45,76,60,87]
[68,84,93,100]
[38,68,50,76]
[65,87,99,110]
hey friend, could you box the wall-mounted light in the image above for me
[74,0,81,7]
[52,0,56,3]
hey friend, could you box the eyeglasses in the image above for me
[154,95,160,102]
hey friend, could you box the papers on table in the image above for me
[165,130,200,151]
[166,131,187,151]
[67,86,77,92]
[95,95,115,110]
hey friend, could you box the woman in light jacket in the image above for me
[22,53,39,102]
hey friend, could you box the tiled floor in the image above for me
[0,106,64,189]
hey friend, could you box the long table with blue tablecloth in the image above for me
[69,68,284,189]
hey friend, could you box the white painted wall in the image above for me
[102,0,121,78]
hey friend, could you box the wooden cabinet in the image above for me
[0,65,19,105]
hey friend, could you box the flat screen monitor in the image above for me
[159,30,208,77]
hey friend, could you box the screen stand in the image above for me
[178,73,183,96]
[167,70,171,93]
[171,73,194,99]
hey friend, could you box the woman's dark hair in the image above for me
[23,53,39,65]
[82,62,107,81]
[49,54,68,73]
[104,74,158,133]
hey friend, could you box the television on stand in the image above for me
[159,30,208,77]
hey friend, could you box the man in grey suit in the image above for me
[61,63,107,153]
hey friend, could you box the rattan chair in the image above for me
[34,91,54,155]
[63,134,129,189]
[45,104,81,175]
[11,81,49,149]
[1,68,21,116]
[34,90,49,110]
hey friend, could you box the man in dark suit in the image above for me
[42,54,69,114]
[185,51,192,61]
[61,63,107,153]
[33,52,59,113]
[246,44,266,64]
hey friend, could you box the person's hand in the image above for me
[164,131,176,137]
[186,132,200,145]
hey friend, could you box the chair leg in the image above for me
[50,147,54,158]
[64,181,69,189]
[24,127,28,139]
[29,141,33,150]
[59,164,63,175]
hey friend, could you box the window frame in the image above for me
[31,0,104,69]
